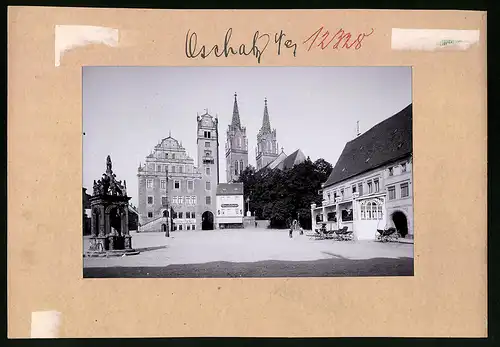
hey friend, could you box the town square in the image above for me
[82,66,414,278]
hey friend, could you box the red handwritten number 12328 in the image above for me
[303,27,375,51]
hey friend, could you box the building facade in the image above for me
[225,93,249,182]
[137,110,220,231]
[311,104,413,240]
[216,183,244,229]
[255,98,279,170]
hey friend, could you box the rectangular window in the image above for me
[179,166,183,173]
[173,224,177,231]
[160,180,166,189]
[192,224,196,230]
[147,212,153,218]
[172,196,178,205]
[358,183,363,196]
[178,212,183,219]
[174,180,180,189]
[206,196,211,205]
[171,165,176,173]
[178,196,184,205]
[327,212,336,222]
[147,196,153,205]
[179,225,183,231]
[206,167,211,175]
[185,196,191,205]
[401,182,409,198]
[161,196,167,206]
[352,185,356,194]
[342,209,353,222]
[388,167,394,176]
[173,211,178,219]
[146,179,153,189]
[192,196,197,205]
[333,192,338,200]
[388,186,396,200]
[340,189,344,199]
[401,162,407,172]
[327,193,330,201]
[187,225,191,230]
[374,179,380,192]
[367,181,373,194]
[206,181,211,190]
[187,180,194,190]
[205,141,210,147]
[172,153,176,159]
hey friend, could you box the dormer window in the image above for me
[388,167,394,176]
[401,162,407,172]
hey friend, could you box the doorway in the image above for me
[201,211,214,230]
[392,211,408,237]
[109,207,122,236]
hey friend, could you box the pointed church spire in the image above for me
[231,92,241,130]
[261,97,271,133]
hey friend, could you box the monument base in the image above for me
[84,249,140,258]
[86,235,138,257]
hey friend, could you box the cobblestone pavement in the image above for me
[83,229,413,277]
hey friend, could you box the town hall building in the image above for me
[311,104,413,241]
[137,111,220,232]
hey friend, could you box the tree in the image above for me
[314,158,333,180]
[235,158,333,229]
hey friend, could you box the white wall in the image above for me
[216,195,244,224]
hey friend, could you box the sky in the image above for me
[83,66,412,207]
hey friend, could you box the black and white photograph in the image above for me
[82,66,414,278]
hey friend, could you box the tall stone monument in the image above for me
[86,155,138,257]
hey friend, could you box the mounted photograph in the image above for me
[82,66,414,278]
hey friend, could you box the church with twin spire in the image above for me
[225,93,305,183]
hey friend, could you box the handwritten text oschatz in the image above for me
[185,28,298,64]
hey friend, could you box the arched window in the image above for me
[235,162,238,175]
[360,200,383,220]
[239,160,244,173]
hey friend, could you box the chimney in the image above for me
[356,121,361,137]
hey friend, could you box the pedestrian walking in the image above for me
[289,219,298,238]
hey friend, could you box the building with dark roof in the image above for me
[311,104,413,240]
[216,182,245,228]
[261,148,307,171]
